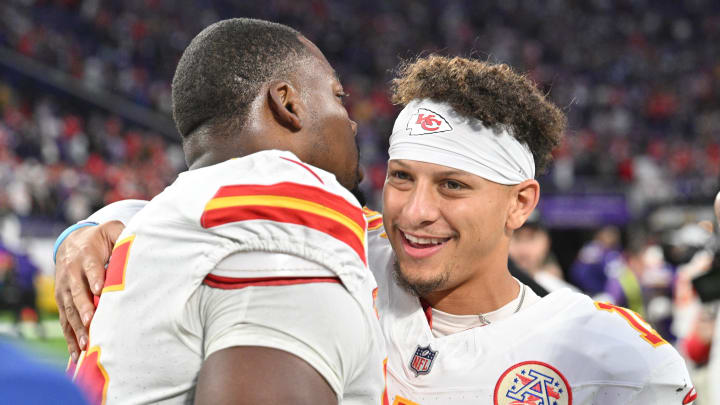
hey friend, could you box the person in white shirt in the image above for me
[56,18,386,405]
[56,55,695,404]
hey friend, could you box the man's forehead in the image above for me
[389,159,476,177]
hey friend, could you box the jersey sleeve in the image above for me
[193,272,375,399]
[627,354,696,404]
[85,199,149,225]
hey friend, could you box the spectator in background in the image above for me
[604,242,646,317]
[570,226,622,297]
[706,192,720,404]
[672,221,716,359]
[0,238,45,339]
[508,212,576,293]
[605,241,675,340]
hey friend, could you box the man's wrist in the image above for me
[53,222,99,264]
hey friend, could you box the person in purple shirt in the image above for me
[0,240,45,338]
[570,225,623,296]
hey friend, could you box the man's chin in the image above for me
[392,260,449,297]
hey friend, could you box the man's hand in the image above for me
[54,221,124,362]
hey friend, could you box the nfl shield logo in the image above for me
[409,345,438,376]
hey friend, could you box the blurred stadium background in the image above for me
[0,0,719,400]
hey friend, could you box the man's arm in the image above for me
[188,262,381,405]
[54,200,147,360]
[195,347,336,405]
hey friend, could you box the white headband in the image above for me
[388,99,535,185]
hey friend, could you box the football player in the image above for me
[56,56,695,404]
[56,18,386,404]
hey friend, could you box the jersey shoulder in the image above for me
[548,291,692,392]
[126,151,369,280]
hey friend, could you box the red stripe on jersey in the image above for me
[368,217,383,230]
[206,182,364,229]
[202,204,366,264]
[204,274,341,289]
[279,157,324,184]
[419,298,432,329]
[683,387,697,404]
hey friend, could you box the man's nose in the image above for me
[401,183,441,226]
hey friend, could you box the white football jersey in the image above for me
[365,219,696,405]
[69,150,386,404]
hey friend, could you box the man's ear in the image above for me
[506,179,540,231]
[267,81,304,131]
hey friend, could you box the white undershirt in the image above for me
[430,279,541,337]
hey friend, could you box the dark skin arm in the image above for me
[195,346,337,405]
[54,221,124,361]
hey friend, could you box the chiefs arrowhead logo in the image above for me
[406,108,453,135]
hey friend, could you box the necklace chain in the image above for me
[478,282,526,325]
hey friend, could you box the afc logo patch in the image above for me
[493,361,572,405]
[409,345,437,376]
[406,108,453,135]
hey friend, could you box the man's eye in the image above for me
[390,170,409,180]
[336,92,349,103]
[443,180,464,190]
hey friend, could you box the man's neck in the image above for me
[184,126,257,170]
[422,254,519,316]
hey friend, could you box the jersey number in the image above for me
[73,235,135,405]
[594,302,667,347]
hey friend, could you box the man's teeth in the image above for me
[405,233,446,245]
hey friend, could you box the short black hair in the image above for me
[172,18,311,137]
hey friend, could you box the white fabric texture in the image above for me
[429,279,541,337]
[213,251,334,277]
[192,280,377,402]
[84,199,149,225]
[389,98,535,185]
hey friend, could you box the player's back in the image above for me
[70,150,385,404]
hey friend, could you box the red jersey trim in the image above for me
[683,387,697,404]
[201,182,367,264]
[419,298,433,329]
[202,204,366,264]
[204,274,341,290]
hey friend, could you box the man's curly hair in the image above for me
[391,55,566,174]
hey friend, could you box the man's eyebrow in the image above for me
[434,169,472,178]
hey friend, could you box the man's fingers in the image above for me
[81,255,107,298]
[58,303,80,363]
[69,268,96,327]
[102,220,125,246]
[82,220,124,295]
[63,290,89,351]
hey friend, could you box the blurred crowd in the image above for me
[508,215,720,403]
[1,0,719,223]
[1,0,720,401]
[0,81,185,224]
